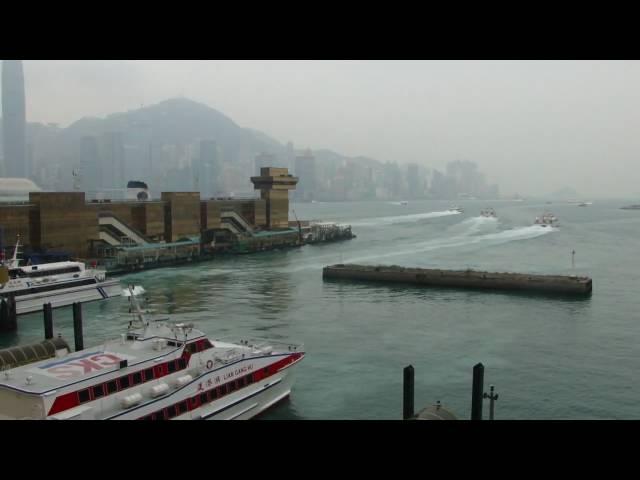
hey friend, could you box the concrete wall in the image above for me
[262,190,289,229]
[132,202,165,239]
[200,200,221,230]
[29,192,99,258]
[161,192,201,242]
[0,204,31,248]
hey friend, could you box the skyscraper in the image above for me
[1,60,27,178]
[254,152,277,176]
[294,149,317,201]
[79,136,100,194]
[100,132,125,189]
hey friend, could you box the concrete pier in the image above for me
[323,264,592,295]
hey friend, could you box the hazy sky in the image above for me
[14,60,640,197]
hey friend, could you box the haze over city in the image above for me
[4,60,640,198]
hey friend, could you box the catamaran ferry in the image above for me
[0,291,305,420]
[0,237,122,315]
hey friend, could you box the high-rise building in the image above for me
[407,163,421,198]
[1,60,27,178]
[100,132,125,190]
[254,152,278,176]
[294,149,316,201]
[79,136,100,194]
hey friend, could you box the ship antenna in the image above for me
[128,285,148,327]
[9,235,21,268]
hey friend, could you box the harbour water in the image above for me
[3,199,639,419]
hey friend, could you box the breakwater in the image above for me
[322,264,592,295]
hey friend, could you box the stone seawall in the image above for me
[322,264,592,295]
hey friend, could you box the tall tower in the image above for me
[1,60,27,178]
[251,167,298,230]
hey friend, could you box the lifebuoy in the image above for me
[206,360,213,369]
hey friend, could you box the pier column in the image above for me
[403,365,415,420]
[0,299,7,332]
[72,302,84,351]
[43,303,53,340]
[471,363,484,420]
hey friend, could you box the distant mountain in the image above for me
[62,98,287,163]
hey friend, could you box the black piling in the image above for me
[8,296,17,331]
[471,362,484,420]
[0,299,7,332]
[403,365,415,420]
[0,296,18,332]
[43,303,53,340]
[72,302,84,352]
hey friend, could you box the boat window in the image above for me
[217,386,225,397]
[199,392,208,405]
[177,358,187,370]
[144,368,154,381]
[235,379,242,390]
[202,339,213,350]
[184,343,197,354]
[178,401,188,414]
[167,361,176,373]
[210,388,218,400]
[166,405,177,419]
[93,384,105,398]
[78,389,90,403]
[132,372,143,385]
[106,380,118,394]
[247,374,254,385]
[228,382,236,393]
[119,375,130,389]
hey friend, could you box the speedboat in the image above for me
[480,208,496,218]
[450,205,463,213]
[534,212,559,227]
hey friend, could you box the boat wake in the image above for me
[447,216,498,236]
[347,224,555,263]
[351,210,461,227]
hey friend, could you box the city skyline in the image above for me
[2,60,640,198]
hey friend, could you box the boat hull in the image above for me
[199,368,295,420]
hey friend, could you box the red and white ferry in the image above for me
[0,293,304,420]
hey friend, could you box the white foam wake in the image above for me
[347,224,554,263]
[351,210,461,227]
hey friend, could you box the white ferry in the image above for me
[0,291,305,420]
[0,237,122,315]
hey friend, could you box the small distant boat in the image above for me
[450,205,463,213]
[535,212,559,227]
[621,204,640,210]
[480,208,496,218]
[399,201,408,206]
